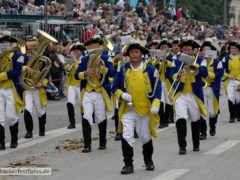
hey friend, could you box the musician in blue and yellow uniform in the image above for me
[171,39,181,60]
[222,42,240,123]
[199,41,223,139]
[0,35,24,150]
[153,40,173,128]
[170,40,208,155]
[145,40,159,64]
[112,42,161,174]
[65,43,86,129]
[22,55,49,139]
[75,36,115,153]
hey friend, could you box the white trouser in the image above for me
[0,88,18,127]
[203,87,216,119]
[161,81,172,105]
[25,90,45,117]
[227,80,240,104]
[122,109,151,147]
[82,92,106,125]
[175,93,200,122]
[67,85,80,106]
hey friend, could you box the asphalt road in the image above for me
[1,90,240,180]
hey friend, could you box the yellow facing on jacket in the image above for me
[114,67,160,138]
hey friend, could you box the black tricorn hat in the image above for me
[0,35,18,43]
[145,40,159,48]
[228,41,240,49]
[158,40,172,48]
[180,40,200,49]
[125,43,150,56]
[71,43,87,52]
[84,38,103,46]
[200,41,217,51]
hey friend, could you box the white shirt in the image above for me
[130,62,143,71]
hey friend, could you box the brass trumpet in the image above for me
[186,51,200,76]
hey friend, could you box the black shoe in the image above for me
[209,129,216,136]
[145,162,155,171]
[159,124,166,129]
[39,132,45,136]
[115,133,121,141]
[67,123,76,129]
[121,165,134,175]
[0,143,6,150]
[98,144,106,150]
[193,147,199,151]
[9,122,18,149]
[179,147,186,155]
[82,145,91,153]
[39,113,46,137]
[10,142,17,148]
[24,132,33,139]
[199,134,207,140]
[229,119,235,123]
[237,118,240,122]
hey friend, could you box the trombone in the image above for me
[168,61,184,101]
[168,51,200,100]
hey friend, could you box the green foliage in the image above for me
[95,0,111,4]
[176,0,232,25]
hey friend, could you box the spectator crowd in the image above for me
[1,0,239,99]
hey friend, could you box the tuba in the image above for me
[86,37,113,88]
[20,29,58,90]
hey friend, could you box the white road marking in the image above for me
[0,123,82,157]
[204,140,240,155]
[151,169,189,180]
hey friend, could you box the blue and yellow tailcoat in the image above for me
[204,58,224,114]
[74,52,115,113]
[65,56,83,95]
[0,51,24,114]
[111,62,161,138]
[170,57,208,116]
[22,55,48,107]
[222,54,240,93]
[153,53,173,92]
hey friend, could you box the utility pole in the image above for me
[224,0,227,25]
[44,0,48,31]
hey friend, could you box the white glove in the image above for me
[150,106,159,115]
[121,93,132,102]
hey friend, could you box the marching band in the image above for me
[1,29,240,175]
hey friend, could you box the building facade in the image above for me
[230,0,240,26]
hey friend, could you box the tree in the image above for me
[176,0,232,25]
